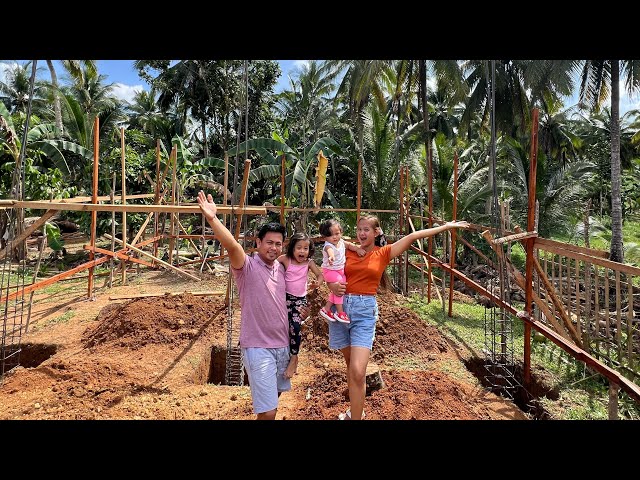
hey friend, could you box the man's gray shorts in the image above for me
[242,347,291,414]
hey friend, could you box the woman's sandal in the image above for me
[338,409,366,420]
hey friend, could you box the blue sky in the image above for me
[1,59,638,114]
[0,60,306,104]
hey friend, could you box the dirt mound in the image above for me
[82,293,227,350]
[372,293,449,361]
[0,269,526,420]
[300,288,448,362]
[291,369,513,420]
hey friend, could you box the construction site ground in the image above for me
[0,241,528,420]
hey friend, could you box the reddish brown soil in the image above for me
[0,268,527,420]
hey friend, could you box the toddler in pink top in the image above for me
[277,232,324,379]
[318,219,365,324]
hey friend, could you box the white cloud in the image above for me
[293,60,310,69]
[111,83,145,104]
[0,61,20,84]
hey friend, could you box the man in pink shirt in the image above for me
[198,191,293,420]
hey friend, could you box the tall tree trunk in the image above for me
[201,118,208,157]
[47,60,63,136]
[609,59,624,263]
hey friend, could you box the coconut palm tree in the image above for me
[0,61,47,115]
[45,60,97,135]
[578,59,640,262]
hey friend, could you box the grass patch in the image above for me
[406,295,640,420]
[30,310,76,332]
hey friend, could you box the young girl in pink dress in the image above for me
[277,232,324,378]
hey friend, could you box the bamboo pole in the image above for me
[121,127,127,285]
[523,108,539,385]
[221,152,229,261]
[404,166,410,295]
[627,276,634,370]
[234,160,252,240]
[104,234,200,281]
[109,173,116,288]
[420,202,425,298]
[130,213,154,252]
[3,257,110,302]
[171,146,178,266]
[532,255,577,342]
[1,201,266,215]
[427,148,433,303]
[448,151,459,317]
[615,270,622,362]
[0,209,58,260]
[280,153,285,226]
[398,164,405,294]
[84,245,154,267]
[109,291,225,300]
[153,139,161,263]
[576,259,582,341]
[88,116,99,299]
[176,218,213,273]
[605,269,611,360]
[482,230,578,344]
[357,158,362,221]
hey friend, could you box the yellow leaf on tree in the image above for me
[314,150,329,207]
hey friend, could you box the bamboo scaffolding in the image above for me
[413,247,640,403]
[84,245,155,268]
[482,230,579,345]
[0,209,58,259]
[109,291,224,300]
[153,139,161,262]
[525,108,538,386]
[88,117,99,299]
[104,233,200,281]
[121,127,128,285]
[2,256,110,302]
[0,201,266,215]
[448,151,458,317]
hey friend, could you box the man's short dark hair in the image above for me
[257,222,286,241]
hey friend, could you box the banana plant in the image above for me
[226,135,344,209]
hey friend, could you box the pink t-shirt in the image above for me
[284,262,309,297]
[232,253,288,348]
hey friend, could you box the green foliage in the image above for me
[406,296,640,419]
[42,222,64,252]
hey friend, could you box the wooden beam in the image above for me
[176,218,213,273]
[491,231,537,245]
[524,108,540,386]
[0,193,155,205]
[357,158,362,220]
[121,126,127,285]
[280,153,285,225]
[234,159,252,240]
[0,209,58,259]
[2,257,110,302]
[109,291,225,300]
[412,245,640,404]
[2,201,266,215]
[88,116,100,298]
[535,237,608,259]
[104,233,201,281]
[482,229,581,346]
[449,150,459,317]
[84,245,155,268]
[536,240,640,277]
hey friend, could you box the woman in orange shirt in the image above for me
[327,215,469,420]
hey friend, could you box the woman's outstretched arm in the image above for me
[389,221,469,260]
